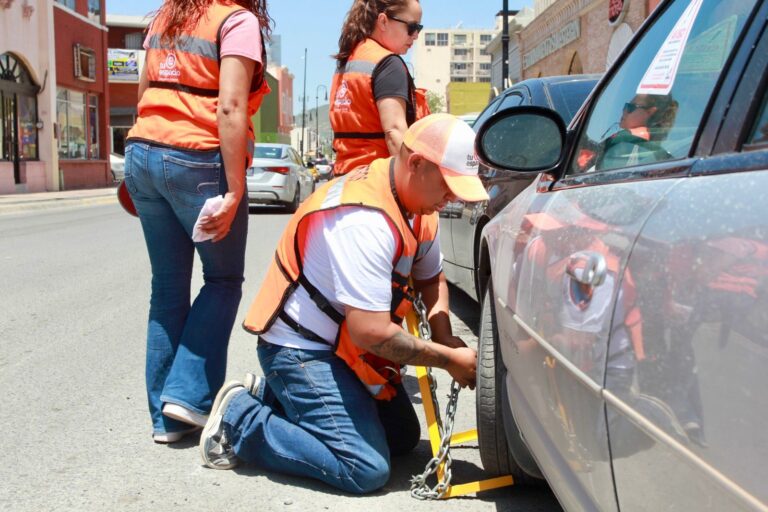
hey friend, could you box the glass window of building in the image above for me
[88,95,99,158]
[437,33,448,46]
[480,34,492,44]
[453,34,467,45]
[87,0,101,22]
[55,0,76,9]
[424,33,436,46]
[57,88,88,160]
[0,53,39,177]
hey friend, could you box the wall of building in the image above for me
[54,2,111,190]
[520,0,650,79]
[0,0,56,193]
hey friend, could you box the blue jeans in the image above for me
[223,343,420,494]
[124,142,248,436]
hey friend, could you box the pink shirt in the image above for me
[144,10,263,65]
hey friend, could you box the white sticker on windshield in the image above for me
[637,0,704,95]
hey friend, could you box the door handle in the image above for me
[566,251,607,287]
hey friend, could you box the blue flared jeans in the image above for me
[223,342,421,494]
[124,141,248,436]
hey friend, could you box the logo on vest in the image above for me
[466,153,479,169]
[334,80,352,111]
[159,53,181,81]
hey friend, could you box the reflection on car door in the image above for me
[496,176,677,511]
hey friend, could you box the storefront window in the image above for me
[88,95,99,158]
[57,88,87,160]
[18,95,38,160]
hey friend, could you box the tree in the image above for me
[426,91,445,114]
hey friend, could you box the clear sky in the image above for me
[106,0,532,113]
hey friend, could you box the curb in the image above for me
[0,195,118,215]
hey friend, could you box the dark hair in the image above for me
[154,0,272,47]
[643,93,679,141]
[334,0,415,67]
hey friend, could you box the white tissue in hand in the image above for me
[192,195,224,242]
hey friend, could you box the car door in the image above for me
[450,89,528,280]
[491,0,760,509]
[440,94,504,267]
[605,3,768,510]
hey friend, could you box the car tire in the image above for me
[285,185,300,213]
[477,281,530,480]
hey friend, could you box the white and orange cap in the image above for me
[403,113,489,202]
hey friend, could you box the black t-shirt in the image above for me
[372,55,411,103]
[372,55,415,123]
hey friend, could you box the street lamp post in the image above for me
[315,84,328,158]
[502,0,509,89]
[300,47,307,159]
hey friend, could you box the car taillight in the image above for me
[268,166,290,174]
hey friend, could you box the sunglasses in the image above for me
[623,102,651,113]
[387,14,423,36]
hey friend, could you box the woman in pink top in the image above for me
[124,0,271,444]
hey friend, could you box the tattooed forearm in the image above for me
[369,330,450,367]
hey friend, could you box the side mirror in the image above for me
[475,105,566,173]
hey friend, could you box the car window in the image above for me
[747,90,768,146]
[548,80,598,124]
[472,95,504,133]
[254,146,285,159]
[498,92,524,110]
[569,0,758,175]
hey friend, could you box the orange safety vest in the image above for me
[329,38,430,176]
[243,157,439,400]
[127,1,270,155]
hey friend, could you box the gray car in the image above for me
[474,0,768,511]
[246,143,314,212]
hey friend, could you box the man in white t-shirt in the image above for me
[199,114,489,494]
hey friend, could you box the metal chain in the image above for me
[409,294,462,500]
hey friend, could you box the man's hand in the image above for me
[445,346,477,389]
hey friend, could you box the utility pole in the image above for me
[300,47,307,159]
[315,84,328,158]
[502,0,509,90]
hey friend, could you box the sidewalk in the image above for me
[0,186,118,215]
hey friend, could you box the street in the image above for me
[0,202,561,512]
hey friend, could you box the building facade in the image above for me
[412,26,496,105]
[53,0,111,190]
[519,0,662,80]
[0,0,56,193]
[106,14,148,157]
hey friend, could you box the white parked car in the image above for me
[247,143,315,212]
[110,153,125,182]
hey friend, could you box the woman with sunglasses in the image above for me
[577,93,679,172]
[329,0,430,176]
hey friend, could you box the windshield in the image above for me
[254,146,285,159]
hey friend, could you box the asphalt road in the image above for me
[0,202,562,512]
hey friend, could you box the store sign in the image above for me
[107,49,139,82]
[609,0,629,26]
[523,20,580,70]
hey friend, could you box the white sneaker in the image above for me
[199,381,248,470]
[152,426,200,444]
[162,403,208,428]
[243,373,262,396]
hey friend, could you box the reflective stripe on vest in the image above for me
[242,157,439,399]
[127,2,270,152]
